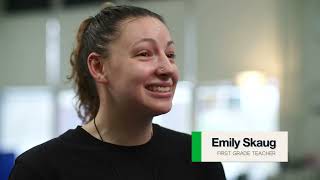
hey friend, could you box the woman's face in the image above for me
[104,17,179,116]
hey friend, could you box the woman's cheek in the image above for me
[173,65,180,81]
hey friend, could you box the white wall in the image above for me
[0,13,47,86]
[299,0,320,155]
[196,0,283,82]
[278,0,305,156]
[277,0,320,156]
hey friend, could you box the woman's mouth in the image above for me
[146,85,171,93]
[145,84,174,98]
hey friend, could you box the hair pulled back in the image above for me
[68,4,165,123]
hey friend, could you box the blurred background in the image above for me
[0,0,319,179]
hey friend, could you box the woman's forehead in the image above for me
[117,17,172,46]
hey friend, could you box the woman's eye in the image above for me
[166,53,176,59]
[137,51,151,57]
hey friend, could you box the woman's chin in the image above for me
[152,110,170,117]
[148,103,172,116]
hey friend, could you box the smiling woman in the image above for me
[9,4,225,180]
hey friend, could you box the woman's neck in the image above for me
[82,105,154,146]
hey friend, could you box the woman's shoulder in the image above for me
[152,124,192,155]
[9,127,84,179]
[15,138,59,162]
[10,137,61,180]
[14,129,75,165]
[14,127,84,167]
[153,124,191,142]
[152,124,226,179]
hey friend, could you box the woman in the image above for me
[9,4,226,180]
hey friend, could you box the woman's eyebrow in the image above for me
[131,38,156,48]
[167,40,175,47]
[130,38,175,48]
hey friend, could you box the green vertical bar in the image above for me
[192,131,202,162]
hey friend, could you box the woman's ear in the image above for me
[87,52,108,84]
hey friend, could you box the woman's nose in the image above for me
[156,53,175,78]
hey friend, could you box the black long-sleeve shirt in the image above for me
[9,124,226,180]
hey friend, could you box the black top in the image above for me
[9,124,226,180]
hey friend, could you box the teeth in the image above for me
[147,86,171,92]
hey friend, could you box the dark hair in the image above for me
[68,4,165,123]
